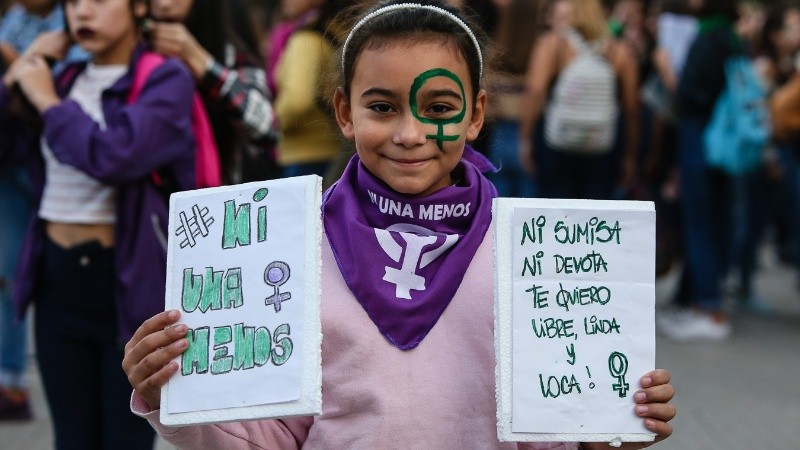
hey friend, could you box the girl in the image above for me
[518,0,640,200]
[123,1,676,448]
[0,0,196,447]
[148,0,277,184]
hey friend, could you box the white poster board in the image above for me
[494,198,656,443]
[160,176,322,426]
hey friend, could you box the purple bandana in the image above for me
[322,147,497,350]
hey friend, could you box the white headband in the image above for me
[341,3,483,79]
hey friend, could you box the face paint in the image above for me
[409,68,467,151]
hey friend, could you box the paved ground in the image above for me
[1,251,798,449]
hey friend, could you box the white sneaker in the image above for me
[657,309,731,342]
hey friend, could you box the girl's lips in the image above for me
[388,157,430,167]
[75,28,95,39]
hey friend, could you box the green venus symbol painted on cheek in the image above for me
[409,68,467,151]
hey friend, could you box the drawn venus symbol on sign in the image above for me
[608,351,630,398]
[410,68,467,151]
[264,261,291,312]
[176,204,215,248]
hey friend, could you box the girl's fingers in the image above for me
[635,382,675,405]
[125,310,181,355]
[129,337,188,386]
[137,360,181,410]
[635,402,677,422]
[640,369,671,388]
[643,418,673,441]
[124,323,187,374]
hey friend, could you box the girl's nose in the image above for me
[392,114,428,149]
[71,0,95,17]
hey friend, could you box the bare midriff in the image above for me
[46,222,115,248]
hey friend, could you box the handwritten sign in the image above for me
[494,198,655,443]
[160,176,322,426]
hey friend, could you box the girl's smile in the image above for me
[334,38,486,197]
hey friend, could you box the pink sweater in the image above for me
[133,231,580,450]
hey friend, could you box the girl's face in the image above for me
[334,39,486,197]
[780,9,800,53]
[150,0,193,22]
[66,0,146,65]
[549,0,574,30]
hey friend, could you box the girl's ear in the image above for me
[333,87,355,140]
[465,89,487,142]
[133,0,148,20]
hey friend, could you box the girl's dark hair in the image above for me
[184,0,262,66]
[695,0,739,20]
[339,0,488,101]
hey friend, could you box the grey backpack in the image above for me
[544,28,618,153]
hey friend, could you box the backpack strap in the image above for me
[564,28,590,54]
[127,51,165,103]
[126,51,222,189]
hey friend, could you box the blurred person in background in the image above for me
[0,0,65,422]
[271,0,341,179]
[658,0,742,341]
[485,0,541,197]
[149,0,278,184]
[518,0,640,200]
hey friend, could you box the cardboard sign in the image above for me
[494,198,656,443]
[160,176,322,426]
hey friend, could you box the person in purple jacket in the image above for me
[0,0,195,448]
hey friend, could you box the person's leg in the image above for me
[0,166,34,419]
[101,341,155,450]
[35,238,122,449]
[659,117,731,340]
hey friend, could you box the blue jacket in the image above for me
[0,46,196,342]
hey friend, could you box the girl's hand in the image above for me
[150,22,211,79]
[582,369,675,450]
[122,310,189,410]
[14,56,59,113]
[23,31,71,62]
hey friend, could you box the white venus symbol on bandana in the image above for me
[374,223,459,299]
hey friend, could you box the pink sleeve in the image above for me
[130,391,314,449]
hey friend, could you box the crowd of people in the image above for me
[0,0,792,447]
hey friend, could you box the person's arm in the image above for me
[274,31,331,133]
[124,310,313,449]
[518,32,560,175]
[40,59,196,184]
[198,48,275,141]
[611,40,640,188]
[0,42,19,66]
[150,22,275,140]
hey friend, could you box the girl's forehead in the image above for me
[352,36,470,79]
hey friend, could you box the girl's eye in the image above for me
[427,103,456,116]
[369,103,394,114]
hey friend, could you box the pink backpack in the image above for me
[127,51,222,188]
